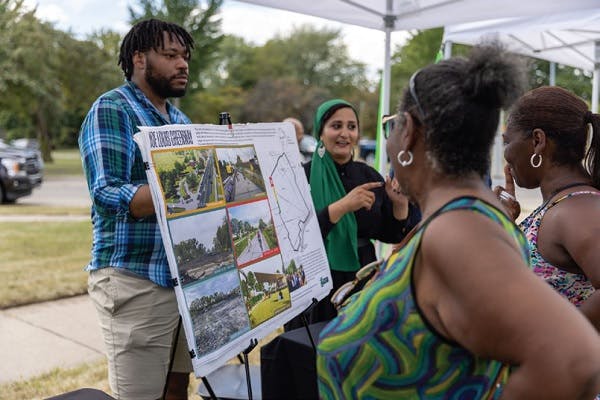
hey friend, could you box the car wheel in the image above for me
[0,183,5,204]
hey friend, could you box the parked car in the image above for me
[298,135,317,163]
[359,138,376,166]
[0,140,44,203]
[11,138,44,174]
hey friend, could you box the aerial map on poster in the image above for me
[134,122,332,377]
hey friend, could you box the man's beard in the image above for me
[145,62,187,98]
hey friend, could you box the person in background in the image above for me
[284,117,318,163]
[79,19,194,400]
[495,86,600,331]
[287,98,419,329]
[317,44,600,399]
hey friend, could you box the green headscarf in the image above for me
[310,99,360,272]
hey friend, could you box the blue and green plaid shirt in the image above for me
[79,81,191,287]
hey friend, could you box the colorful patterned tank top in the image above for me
[317,197,528,400]
[519,191,598,306]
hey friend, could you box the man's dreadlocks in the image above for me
[118,18,195,80]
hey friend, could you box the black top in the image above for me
[304,159,420,267]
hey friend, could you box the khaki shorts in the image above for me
[88,267,192,400]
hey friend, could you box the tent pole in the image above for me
[593,69,599,114]
[383,28,392,116]
[444,40,452,59]
[378,0,395,174]
[593,41,599,113]
[549,62,556,86]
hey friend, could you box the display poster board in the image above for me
[134,122,332,377]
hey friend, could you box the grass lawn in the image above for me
[234,235,249,256]
[249,289,291,327]
[0,204,89,216]
[44,149,84,177]
[0,220,91,308]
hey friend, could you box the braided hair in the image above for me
[118,18,194,80]
[397,43,526,177]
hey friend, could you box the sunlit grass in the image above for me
[0,204,89,216]
[0,360,109,400]
[44,149,84,177]
[0,220,92,308]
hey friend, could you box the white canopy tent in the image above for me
[234,0,600,114]
[443,10,600,112]
[444,10,600,182]
[234,0,600,170]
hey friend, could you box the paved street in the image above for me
[19,175,91,208]
[238,230,267,264]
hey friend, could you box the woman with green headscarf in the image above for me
[287,99,420,328]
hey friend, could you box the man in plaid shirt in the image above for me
[79,19,194,400]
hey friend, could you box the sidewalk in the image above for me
[0,295,104,384]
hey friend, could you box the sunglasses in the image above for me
[330,259,384,310]
[382,114,397,139]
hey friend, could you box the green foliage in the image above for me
[128,0,224,97]
[174,237,208,265]
[0,1,121,157]
[213,216,231,252]
[389,28,444,109]
[285,259,297,274]
[262,225,277,249]
[195,26,377,135]
[527,58,592,102]
[234,235,248,256]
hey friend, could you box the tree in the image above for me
[213,217,231,252]
[0,0,26,92]
[0,1,123,153]
[54,33,122,147]
[239,77,329,127]
[389,28,445,109]
[526,58,592,102]
[0,10,63,160]
[246,271,257,294]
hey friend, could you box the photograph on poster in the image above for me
[169,208,235,286]
[215,146,266,203]
[283,258,307,292]
[239,256,291,328]
[228,198,280,267]
[183,268,250,357]
[152,147,225,215]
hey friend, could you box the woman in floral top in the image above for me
[496,86,600,331]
